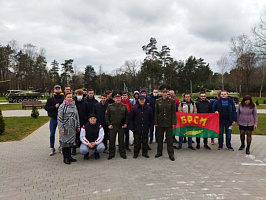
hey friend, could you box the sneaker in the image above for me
[227,147,234,151]
[218,146,223,150]
[95,153,100,159]
[173,138,178,143]
[196,144,200,149]
[211,139,214,145]
[204,145,211,150]
[50,148,55,156]
[188,146,196,150]
[147,146,152,151]
[104,149,109,153]
[174,146,182,150]
[126,147,131,152]
[58,147,62,153]
[149,140,153,144]
[84,153,89,160]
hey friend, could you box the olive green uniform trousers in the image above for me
[157,127,174,157]
[109,126,126,157]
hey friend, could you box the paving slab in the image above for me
[0,121,266,200]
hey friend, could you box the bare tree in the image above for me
[216,55,229,90]
[253,9,266,57]
[230,34,257,94]
[236,52,258,94]
[258,60,266,97]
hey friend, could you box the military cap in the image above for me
[159,84,170,92]
[112,90,121,98]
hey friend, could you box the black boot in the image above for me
[62,148,70,164]
[68,147,77,162]
[239,144,245,150]
[246,146,250,154]
[72,145,77,155]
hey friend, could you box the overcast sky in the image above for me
[1,0,265,74]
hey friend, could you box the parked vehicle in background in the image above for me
[6,90,43,103]
[191,90,240,104]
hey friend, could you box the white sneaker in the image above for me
[50,148,55,156]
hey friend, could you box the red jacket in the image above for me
[121,98,133,113]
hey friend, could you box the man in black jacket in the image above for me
[72,89,92,155]
[85,89,98,111]
[130,95,153,158]
[149,89,160,144]
[195,91,213,150]
[94,94,109,153]
[45,85,64,156]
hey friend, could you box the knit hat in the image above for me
[88,113,97,119]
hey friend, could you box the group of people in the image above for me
[45,84,258,164]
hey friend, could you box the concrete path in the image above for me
[1,120,266,199]
[2,109,48,117]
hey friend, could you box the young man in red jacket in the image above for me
[121,91,133,151]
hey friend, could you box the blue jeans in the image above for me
[219,120,232,148]
[49,118,58,149]
[149,125,158,141]
[178,137,192,147]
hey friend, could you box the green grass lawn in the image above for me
[0,116,50,142]
[240,97,266,104]
[231,114,266,135]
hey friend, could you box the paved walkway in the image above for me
[1,119,266,199]
[2,109,48,117]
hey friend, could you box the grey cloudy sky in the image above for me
[1,0,265,74]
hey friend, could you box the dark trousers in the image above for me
[196,137,208,145]
[157,127,174,157]
[134,133,148,156]
[109,126,126,157]
[103,125,109,150]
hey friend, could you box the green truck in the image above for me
[191,90,240,104]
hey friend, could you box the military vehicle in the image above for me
[6,90,43,103]
[191,90,240,104]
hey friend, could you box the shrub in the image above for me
[0,109,5,135]
[264,99,266,104]
[255,100,259,106]
[31,106,39,118]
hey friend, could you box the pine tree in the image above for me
[31,106,39,118]
[0,109,5,135]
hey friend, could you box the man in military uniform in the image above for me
[154,84,177,161]
[105,91,129,160]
